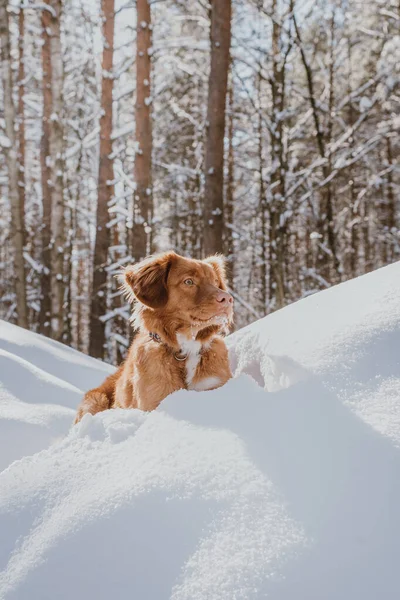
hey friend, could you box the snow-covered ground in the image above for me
[1,262,400,599]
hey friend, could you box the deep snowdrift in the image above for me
[1,262,400,599]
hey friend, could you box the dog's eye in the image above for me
[184,278,194,286]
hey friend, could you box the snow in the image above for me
[359,96,373,112]
[0,134,11,149]
[1,262,400,599]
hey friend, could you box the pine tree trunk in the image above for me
[384,137,395,263]
[39,4,53,336]
[112,224,124,365]
[133,0,153,263]
[77,255,85,351]
[17,7,26,248]
[89,0,115,359]
[203,0,231,256]
[64,205,74,346]
[225,72,234,288]
[0,0,28,328]
[362,199,371,273]
[190,173,201,258]
[347,40,358,278]
[257,72,267,314]
[47,0,65,341]
[320,11,340,282]
[268,2,287,309]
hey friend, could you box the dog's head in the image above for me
[123,251,233,333]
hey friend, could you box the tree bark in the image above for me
[225,71,234,288]
[257,71,267,314]
[383,137,395,264]
[49,0,64,341]
[89,0,115,359]
[322,11,339,281]
[39,1,65,340]
[203,0,231,256]
[268,2,287,309]
[64,204,74,347]
[347,39,358,279]
[17,7,26,247]
[0,0,28,328]
[39,4,52,335]
[112,224,124,365]
[133,0,153,263]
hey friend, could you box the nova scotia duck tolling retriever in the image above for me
[74,251,234,422]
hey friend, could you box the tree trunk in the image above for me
[383,137,395,263]
[39,3,53,335]
[190,173,201,258]
[257,71,267,314]
[133,0,153,263]
[203,0,231,256]
[64,203,74,346]
[47,0,65,341]
[89,0,115,359]
[362,199,371,273]
[268,3,287,309]
[347,40,358,278]
[112,224,125,365]
[17,7,26,248]
[225,70,234,288]
[321,11,340,282]
[0,0,28,328]
[76,256,84,351]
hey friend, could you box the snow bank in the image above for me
[1,263,400,599]
[0,320,112,471]
[228,260,400,446]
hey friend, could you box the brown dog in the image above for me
[74,251,233,422]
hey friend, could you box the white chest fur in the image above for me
[176,333,201,387]
[176,333,221,391]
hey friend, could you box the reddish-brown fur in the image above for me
[74,251,234,423]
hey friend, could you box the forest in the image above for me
[0,0,399,364]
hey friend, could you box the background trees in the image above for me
[0,0,28,329]
[0,0,399,361]
[134,0,153,263]
[203,0,231,256]
[90,0,115,359]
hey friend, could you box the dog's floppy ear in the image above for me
[124,252,177,308]
[204,255,228,290]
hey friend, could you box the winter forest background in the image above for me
[0,0,399,364]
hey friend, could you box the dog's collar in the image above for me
[148,331,189,362]
[149,331,163,344]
